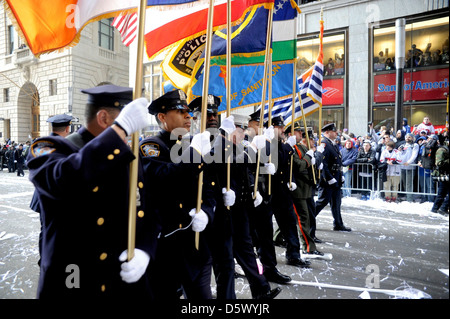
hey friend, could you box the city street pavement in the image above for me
[0,169,448,300]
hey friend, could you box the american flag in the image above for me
[112,12,138,47]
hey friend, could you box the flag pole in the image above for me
[254,6,274,199]
[195,0,215,250]
[127,0,147,261]
[226,0,232,210]
[318,7,324,180]
[267,42,273,196]
[289,60,297,188]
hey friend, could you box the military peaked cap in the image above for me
[321,122,337,132]
[81,84,133,109]
[46,114,74,127]
[148,89,190,115]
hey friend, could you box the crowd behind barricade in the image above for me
[0,139,31,176]
[334,116,449,215]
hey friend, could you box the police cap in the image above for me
[148,89,190,115]
[284,121,302,133]
[249,110,261,122]
[81,84,133,109]
[46,114,74,127]
[321,122,337,132]
[189,94,221,114]
[271,116,285,127]
[232,114,250,130]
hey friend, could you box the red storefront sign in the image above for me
[374,68,449,103]
[322,78,344,105]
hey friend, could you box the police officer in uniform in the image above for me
[139,90,216,299]
[314,123,351,232]
[190,95,240,299]
[270,116,311,267]
[27,85,158,299]
[246,110,292,284]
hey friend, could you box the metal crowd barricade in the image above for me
[341,163,438,201]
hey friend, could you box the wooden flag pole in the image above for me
[289,60,297,188]
[254,6,274,199]
[267,45,273,196]
[195,0,215,250]
[226,0,232,210]
[127,0,147,261]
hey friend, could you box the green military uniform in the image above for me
[288,124,318,253]
[431,141,449,214]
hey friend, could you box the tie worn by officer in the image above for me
[27,85,158,299]
[139,90,216,300]
[314,123,351,232]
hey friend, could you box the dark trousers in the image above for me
[149,239,212,300]
[17,162,24,176]
[431,181,449,213]
[272,196,301,261]
[209,208,236,299]
[232,201,270,298]
[249,201,277,273]
[292,197,317,253]
[315,184,344,228]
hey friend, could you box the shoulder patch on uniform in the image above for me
[241,140,250,147]
[140,142,160,157]
[321,142,326,148]
[31,140,56,157]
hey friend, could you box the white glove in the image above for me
[253,191,263,207]
[342,176,345,183]
[119,249,150,283]
[189,208,209,232]
[263,126,274,140]
[220,115,236,135]
[114,97,151,135]
[306,149,316,165]
[288,182,297,191]
[316,145,325,153]
[328,178,337,185]
[318,162,323,170]
[263,162,276,175]
[252,135,266,150]
[222,188,236,207]
[286,136,297,147]
[190,131,211,156]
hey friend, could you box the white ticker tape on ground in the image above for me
[288,280,432,299]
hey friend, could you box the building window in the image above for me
[8,25,15,55]
[297,32,346,132]
[371,15,449,131]
[49,79,57,96]
[99,18,115,51]
[3,88,10,102]
[144,62,164,102]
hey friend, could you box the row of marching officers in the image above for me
[27,84,335,300]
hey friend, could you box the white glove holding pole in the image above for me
[119,249,150,283]
[190,131,211,156]
[263,163,276,175]
[222,188,236,207]
[306,149,316,165]
[220,115,236,135]
[318,162,323,170]
[286,136,297,147]
[316,145,325,153]
[114,97,151,135]
[288,182,297,191]
[253,191,263,207]
[263,126,274,140]
[189,208,209,232]
[251,135,266,151]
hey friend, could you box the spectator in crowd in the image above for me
[356,140,377,200]
[431,133,449,215]
[379,141,401,202]
[395,130,406,149]
[397,133,420,202]
[340,139,358,198]
[418,135,439,203]
[403,118,411,133]
[415,116,435,136]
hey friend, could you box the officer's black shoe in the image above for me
[254,287,282,300]
[286,258,311,267]
[333,225,352,232]
[312,236,323,243]
[264,269,291,284]
[303,250,324,257]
